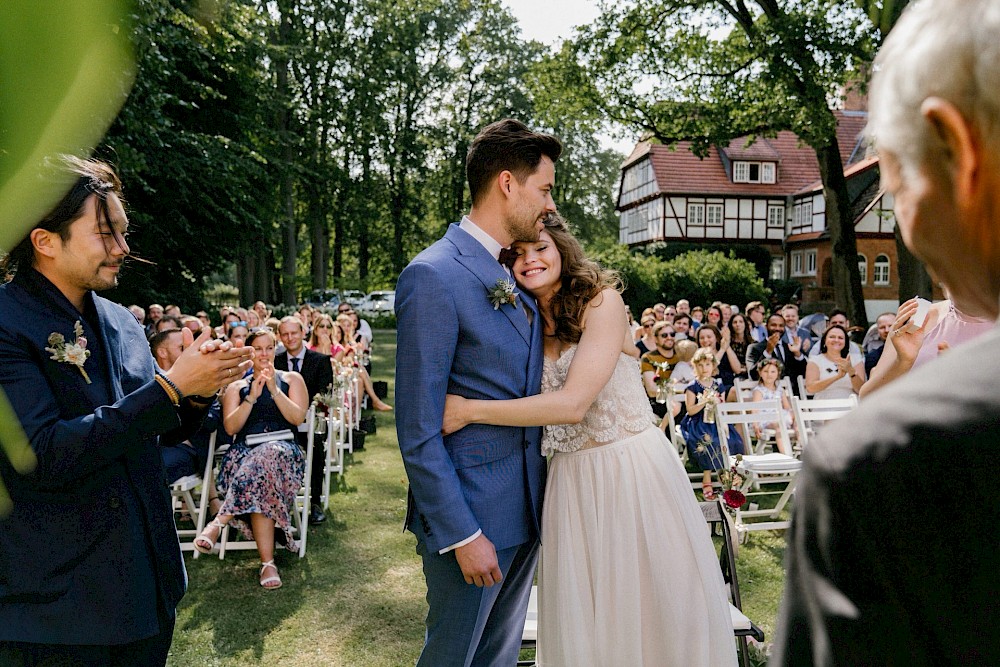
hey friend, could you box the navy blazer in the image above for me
[394,224,546,553]
[274,347,332,400]
[0,268,197,645]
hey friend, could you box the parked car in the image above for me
[341,290,367,308]
[306,289,340,310]
[360,290,395,316]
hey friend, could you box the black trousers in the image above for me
[0,614,174,667]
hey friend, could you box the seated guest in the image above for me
[226,322,249,347]
[745,301,768,342]
[336,313,392,412]
[695,323,743,394]
[635,313,657,355]
[805,325,865,399]
[669,339,698,387]
[810,309,863,365]
[245,309,262,330]
[196,310,212,332]
[672,313,693,340]
[154,314,184,334]
[726,313,753,381]
[750,359,794,455]
[180,315,202,335]
[307,314,347,361]
[640,322,677,417]
[746,313,807,383]
[150,328,223,515]
[690,305,704,329]
[705,304,723,328]
[862,312,896,378]
[194,329,307,589]
[781,303,814,355]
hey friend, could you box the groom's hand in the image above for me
[455,534,502,587]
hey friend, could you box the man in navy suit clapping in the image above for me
[0,156,253,666]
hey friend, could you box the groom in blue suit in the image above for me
[395,119,561,666]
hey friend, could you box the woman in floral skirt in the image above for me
[193,329,307,589]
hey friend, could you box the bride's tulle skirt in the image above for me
[536,427,737,667]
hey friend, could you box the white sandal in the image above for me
[259,560,282,590]
[193,517,225,554]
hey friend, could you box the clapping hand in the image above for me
[765,331,781,354]
[788,335,802,356]
[167,328,254,398]
[835,358,851,376]
[889,298,929,364]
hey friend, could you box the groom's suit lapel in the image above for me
[447,224,531,346]
[93,297,125,401]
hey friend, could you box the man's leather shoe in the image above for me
[309,504,326,525]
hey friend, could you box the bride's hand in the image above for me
[442,394,471,435]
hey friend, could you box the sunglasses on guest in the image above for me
[228,321,248,330]
[658,332,675,339]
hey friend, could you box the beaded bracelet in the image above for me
[154,374,180,407]
[156,372,185,403]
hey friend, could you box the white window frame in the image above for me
[706,203,724,227]
[858,254,868,285]
[791,251,803,276]
[767,205,785,228]
[761,162,776,183]
[874,254,891,285]
[805,249,817,276]
[803,200,814,227]
[733,161,750,183]
[688,202,705,226]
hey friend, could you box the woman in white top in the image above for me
[805,325,864,399]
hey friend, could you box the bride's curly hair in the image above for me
[537,214,621,344]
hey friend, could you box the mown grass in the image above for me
[168,330,786,665]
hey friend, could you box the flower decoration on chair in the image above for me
[695,434,747,512]
[487,279,519,310]
[652,361,673,404]
[45,320,91,384]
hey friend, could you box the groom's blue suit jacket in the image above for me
[395,224,546,553]
[0,268,192,645]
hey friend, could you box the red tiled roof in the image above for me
[786,232,824,243]
[622,110,869,201]
[723,137,781,161]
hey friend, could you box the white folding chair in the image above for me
[171,431,220,557]
[217,405,316,559]
[715,400,802,533]
[797,375,811,399]
[790,394,858,451]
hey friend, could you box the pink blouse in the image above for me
[913,301,994,368]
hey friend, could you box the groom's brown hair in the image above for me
[466,119,562,206]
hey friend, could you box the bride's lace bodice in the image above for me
[541,345,657,456]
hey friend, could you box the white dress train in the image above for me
[536,346,737,667]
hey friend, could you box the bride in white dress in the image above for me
[443,216,736,666]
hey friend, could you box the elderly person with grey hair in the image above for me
[772,2,1000,664]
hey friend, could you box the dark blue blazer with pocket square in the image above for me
[0,268,199,645]
[395,224,547,554]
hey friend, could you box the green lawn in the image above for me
[168,330,786,665]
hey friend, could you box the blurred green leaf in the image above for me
[0,0,135,252]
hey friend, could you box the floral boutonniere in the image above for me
[487,278,519,310]
[46,320,91,384]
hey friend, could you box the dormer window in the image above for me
[733,160,777,184]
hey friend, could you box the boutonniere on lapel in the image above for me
[487,278,520,310]
[46,320,92,384]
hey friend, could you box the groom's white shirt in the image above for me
[435,216,499,555]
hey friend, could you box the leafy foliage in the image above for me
[660,250,769,310]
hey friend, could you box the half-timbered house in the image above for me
[616,110,905,320]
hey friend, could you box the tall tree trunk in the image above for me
[359,135,372,281]
[815,136,869,328]
[276,2,297,305]
[895,223,934,300]
[309,188,327,292]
